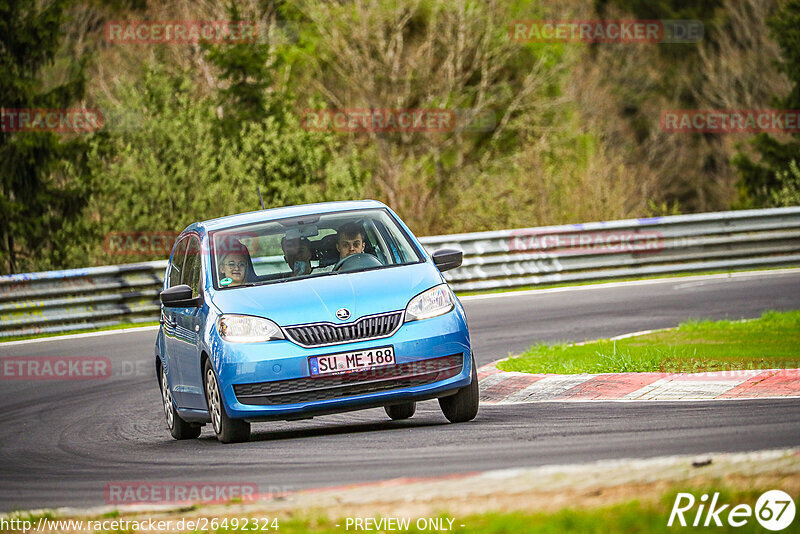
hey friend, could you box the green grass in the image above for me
[498,310,800,374]
[0,321,159,343]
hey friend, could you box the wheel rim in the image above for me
[205,368,222,434]
[160,367,174,430]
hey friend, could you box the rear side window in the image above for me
[181,236,202,297]
[168,237,188,288]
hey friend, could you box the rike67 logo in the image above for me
[669,490,795,531]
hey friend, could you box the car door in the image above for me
[173,234,206,409]
[162,236,188,403]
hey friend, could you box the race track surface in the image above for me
[1,271,799,511]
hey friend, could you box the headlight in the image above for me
[405,284,455,322]
[218,315,284,343]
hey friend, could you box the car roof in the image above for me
[182,200,388,235]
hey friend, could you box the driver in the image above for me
[336,222,366,260]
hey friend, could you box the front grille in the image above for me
[234,353,463,405]
[284,311,404,347]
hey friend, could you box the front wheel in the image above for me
[385,402,416,420]
[159,364,201,440]
[438,354,479,423]
[204,360,250,443]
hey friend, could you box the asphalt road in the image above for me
[1,270,799,512]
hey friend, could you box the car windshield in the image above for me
[211,209,423,288]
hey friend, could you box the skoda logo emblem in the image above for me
[336,308,351,320]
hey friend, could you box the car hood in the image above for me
[209,262,443,326]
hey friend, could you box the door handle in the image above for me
[160,315,177,328]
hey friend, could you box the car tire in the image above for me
[159,364,201,440]
[438,353,479,423]
[203,360,250,443]
[385,402,416,420]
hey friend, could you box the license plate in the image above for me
[309,346,395,376]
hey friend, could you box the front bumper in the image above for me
[210,308,472,420]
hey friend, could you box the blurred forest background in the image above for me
[1,0,799,274]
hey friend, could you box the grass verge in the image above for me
[498,310,800,374]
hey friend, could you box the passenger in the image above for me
[281,236,313,276]
[218,243,253,287]
[336,222,366,260]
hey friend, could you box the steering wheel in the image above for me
[332,253,383,272]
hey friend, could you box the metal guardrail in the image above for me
[1,207,799,338]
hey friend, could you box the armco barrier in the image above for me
[1,207,799,337]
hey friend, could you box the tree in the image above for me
[734,0,800,206]
[84,63,367,265]
[295,0,569,234]
[203,1,367,210]
[0,0,92,274]
[204,2,285,137]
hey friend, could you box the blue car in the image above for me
[155,200,478,442]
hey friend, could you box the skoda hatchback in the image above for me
[155,200,478,442]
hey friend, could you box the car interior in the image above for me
[216,217,398,287]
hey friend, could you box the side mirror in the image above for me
[432,248,463,272]
[160,284,202,308]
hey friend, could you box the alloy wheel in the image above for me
[160,367,174,429]
[205,368,222,434]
